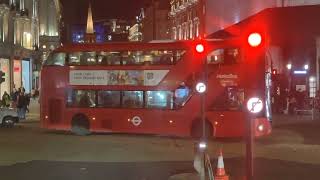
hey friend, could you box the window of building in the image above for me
[177,25,182,40]
[43,52,66,66]
[194,18,199,38]
[182,22,188,40]
[97,91,121,107]
[309,77,316,97]
[189,20,193,39]
[146,91,173,109]
[67,90,96,108]
[172,27,177,40]
[122,91,143,108]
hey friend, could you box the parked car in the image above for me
[0,107,18,128]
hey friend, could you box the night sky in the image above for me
[60,0,151,24]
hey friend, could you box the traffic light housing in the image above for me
[0,71,5,84]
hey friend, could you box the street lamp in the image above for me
[286,63,292,70]
[304,64,309,70]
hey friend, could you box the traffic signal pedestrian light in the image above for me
[0,71,5,84]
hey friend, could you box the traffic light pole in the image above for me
[246,113,254,180]
[200,63,207,180]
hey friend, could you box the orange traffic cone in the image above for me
[214,149,229,180]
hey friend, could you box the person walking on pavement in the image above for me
[2,91,11,107]
[25,93,31,113]
[17,90,27,120]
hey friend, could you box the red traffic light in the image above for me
[195,43,205,53]
[248,33,262,47]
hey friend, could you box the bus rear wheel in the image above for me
[191,120,213,139]
[71,114,90,136]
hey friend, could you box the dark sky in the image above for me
[60,0,151,24]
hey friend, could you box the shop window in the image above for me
[122,91,143,108]
[309,77,316,98]
[146,91,173,109]
[97,91,121,107]
[67,90,96,108]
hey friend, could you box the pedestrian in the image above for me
[17,91,27,120]
[25,93,31,113]
[11,88,19,108]
[2,91,11,107]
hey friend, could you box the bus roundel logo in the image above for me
[131,116,142,126]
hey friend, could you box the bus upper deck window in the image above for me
[81,52,97,65]
[97,52,121,65]
[207,48,240,65]
[68,52,81,65]
[225,48,240,64]
[44,52,66,66]
[207,49,224,64]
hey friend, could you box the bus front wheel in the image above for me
[71,114,90,136]
[191,120,213,139]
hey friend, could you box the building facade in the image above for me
[169,0,320,40]
[0,0,61,95]
[37,0,61,89]
[67,18,132,43]
[141,0,170,41]
[169,0,320,98]
[169,0,202,40]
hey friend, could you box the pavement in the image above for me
[0,100,320,180]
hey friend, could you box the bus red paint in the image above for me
[40,39,271,137]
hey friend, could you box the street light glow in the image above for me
[286,64,292,70]
[198,142,207,149]
[310,76,315,82]
[304,64,309,70]
[294,70,307,74]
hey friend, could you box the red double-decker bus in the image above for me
[40,35,271,137]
